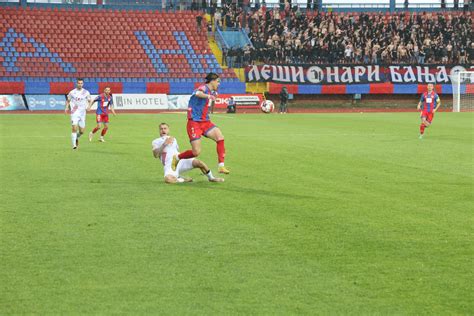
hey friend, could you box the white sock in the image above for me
[218,162,225,168]
[206,170,215,180]
[71,133,77,147]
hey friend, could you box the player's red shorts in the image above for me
[187,120,216,141]
[421,111,434,123]
[96,114,109,123]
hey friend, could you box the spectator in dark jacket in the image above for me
[279,86,289,114]
[196,14,203,33]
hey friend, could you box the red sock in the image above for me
[420,124,425,134]
[101,127,108,136]
[178,150,195,160]
[217,140,225,163]
[92,127,100,133]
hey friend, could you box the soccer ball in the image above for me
[260,100,274,113]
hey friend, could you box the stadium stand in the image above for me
[220,5,473,65]
[0,6,243,93]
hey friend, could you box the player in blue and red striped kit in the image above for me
[87,87,116,142]
[417,83,441,139]
[171,73,229,174]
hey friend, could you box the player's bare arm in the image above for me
[87,99,95,112]
[195,90,216,100]
[434,98,441,112]
[210,102,214,114]
[153,137,174,158]
[111,106,117,116]
[65,98,70,114]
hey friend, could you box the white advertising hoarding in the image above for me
[112,94,168,110]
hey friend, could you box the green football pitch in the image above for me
[1,112,472,314]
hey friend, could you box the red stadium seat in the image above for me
[1,6,238,83]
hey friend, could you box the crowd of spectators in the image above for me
[213,2,473,65]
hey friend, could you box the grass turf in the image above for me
[1,112,472,314]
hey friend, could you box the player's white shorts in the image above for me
[164,158,195,178]
[71,113,86,128]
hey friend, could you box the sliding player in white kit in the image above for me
[65,78,91,149]
[152,123,224,184]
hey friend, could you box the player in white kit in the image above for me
[152,123,224,184]
[65,78,91,149]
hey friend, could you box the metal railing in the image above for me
[214,25,229,50]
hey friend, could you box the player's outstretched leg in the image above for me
[77,129,84,147]
[419,123,425,139]
[89,123,101,142]
[205,127,229,174]
[172,139,201,171]
[76,122,85,148]
[100,123,108,142]
[419,118,430,139]
[71,125,78,149]
[192,159,224,182]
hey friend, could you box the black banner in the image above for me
[245,64,474,84]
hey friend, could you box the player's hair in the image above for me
[205,73,219,83]
[76,78,84,82]
[159,122,169,128]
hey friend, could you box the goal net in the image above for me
[451,71,474,112]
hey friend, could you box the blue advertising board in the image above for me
[26,95,66,111]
